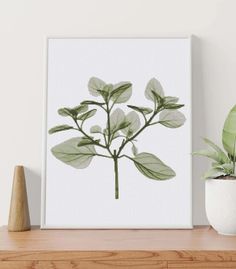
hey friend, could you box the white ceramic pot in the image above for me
[206,179,236,235]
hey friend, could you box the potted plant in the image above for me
[194,105,236,235]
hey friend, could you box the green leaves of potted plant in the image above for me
[49,77,186,199]
[194,105,236,235]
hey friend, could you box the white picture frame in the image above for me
[41,37,192,229]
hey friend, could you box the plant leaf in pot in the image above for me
[223,104,236,173]
[193,104,236,235]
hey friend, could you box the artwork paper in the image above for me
[42,38,192,228]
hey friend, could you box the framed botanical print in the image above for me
[41,37,192,228]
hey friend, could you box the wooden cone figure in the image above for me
[8,166,31,232]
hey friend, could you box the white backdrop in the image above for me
[43,38,191,228]
[1,0,236,226]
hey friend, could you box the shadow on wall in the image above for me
[192,36,208,225]
[24,168,41,225]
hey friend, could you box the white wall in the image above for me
[1,0,236,226]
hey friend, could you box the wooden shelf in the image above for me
[1,226,236,268]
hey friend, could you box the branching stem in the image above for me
[95,153,112,159]
[51,78,186,200]
[73,97,164,199]
[73,119,107,149]
[149,121,160,126]
[117,107,163,156]
[106,103,112,145]
[119,154,132,160]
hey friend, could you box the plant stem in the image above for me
[117,108,162,156]
[95,153,112,159]
[113,150,119,199]
[233,135,236,175]
[121,154,133,161]
[106,103,112,145]
[103,133,113,156]
[73,119,107,149]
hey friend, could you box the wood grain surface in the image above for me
[168,261,236,268]
[1,226,236,268]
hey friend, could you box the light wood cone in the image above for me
[8,166,31,232]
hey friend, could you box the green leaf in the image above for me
[88,77,106,96]
[97,89,109,101]
[203,138,230,164]
[90,125,102,134]
[132,152,175,180]
[203,167,226,179]
[151,90,164,105]
[127,105,153,115]
[163,96,179,104]
[81,100,105,106]
[132,144,138,156]
[77,137,100,147]
[110,108,125,132]
[58,107,75,117]
[163,103,184,110]
[51,137,96,169]
[95,84,113,102]
[222,163,234,173]
[193,138,231,166]
[73,104,88,114]
[48,124,73,134]
[58,105,88,118]
[193,149,223,163]
[145,78,164,102]
[212,163,234,175]
[114,121,131,133]
[103,84,113,93]
[110,82,132,103]
[159,110,186,128]
[77,109,97,121]
[122,111,141,137]
[112,131,121,139]
[222,105,236,157]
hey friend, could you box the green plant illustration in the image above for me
[49,77,186,199]
[194,105,236,179]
